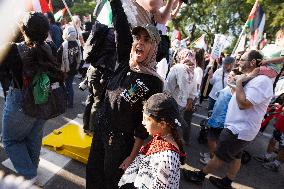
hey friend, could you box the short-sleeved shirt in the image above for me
[225,75,273,141]
[208,87,232,128]
[209,67,228,100]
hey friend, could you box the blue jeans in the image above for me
[2,88,46,179]
[65,75,75,108]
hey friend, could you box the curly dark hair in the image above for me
[247,50,263,66]
[21,12,49,44]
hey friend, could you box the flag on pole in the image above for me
[26,0,51,13]
[96,1,113,27]
[193,34,207,50]
[234,34,246,56]
[54,8,67,22]
[246,0,265,49]
[48,0,53,13]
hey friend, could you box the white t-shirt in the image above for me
[225,75,273,141]
[194,67,204,94]
[209,67,229,100]
[165,64,196,107]
[156,58,168,81]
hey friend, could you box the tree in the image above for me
[70,0,96,17]
[173,1,244,46]
[52,0,73,13]
[174,0,284,53]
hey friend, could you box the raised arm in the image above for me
[171,0,182,18]
[137,0,178,25]
[153,0,177,24]
[109,0,133,65]
[260,56,284,65]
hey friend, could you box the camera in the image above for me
[79,81,88,91]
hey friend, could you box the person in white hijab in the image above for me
[58,25,81,108]
[165,48,197,144]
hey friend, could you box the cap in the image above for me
[223,56,235,64]
[143,93,181,128]
[132,24,161,44]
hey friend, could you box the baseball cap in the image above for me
[132,24,161,44]
[223,56,235,64]
[143,93,182,128]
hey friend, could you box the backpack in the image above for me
[32,73,50,104]
[16,42,67,120]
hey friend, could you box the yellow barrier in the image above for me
[42,124,92,164]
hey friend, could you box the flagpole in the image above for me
[232,0,259,55]
[232,20,247,55]
[189,34,203,48]
[61,0,74,22]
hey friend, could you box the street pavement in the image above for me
[0,77,283,189]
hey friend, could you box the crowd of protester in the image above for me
[0,0,284,188]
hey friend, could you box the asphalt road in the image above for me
[0,77,283,189]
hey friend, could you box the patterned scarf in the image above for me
[129,40,162,80]
[177,48,196,83]
[140,135,186,157]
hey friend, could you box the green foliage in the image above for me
[175,0,284,54]
[52,0,73,13]
[70,0,97,16]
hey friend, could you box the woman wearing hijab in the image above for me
[165,48,197,145]
[57,25,81,108]
[108,0,182,65]
[86,24,164,189]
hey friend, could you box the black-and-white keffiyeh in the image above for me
[118,136,181,189]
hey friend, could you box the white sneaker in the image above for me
[263,161,280,172]
[200,157,211,165]
[199,152,210,158]
[77,113,84,119]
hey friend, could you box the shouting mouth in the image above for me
[135,46,144,57]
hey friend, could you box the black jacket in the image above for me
[98,63,163,140]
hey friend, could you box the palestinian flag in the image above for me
[48,0,53,13]
[54,8,67,22]
[246,0,265,49]
[193,34,207,50]
[26,0,51,13]
[96,1,112,27]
